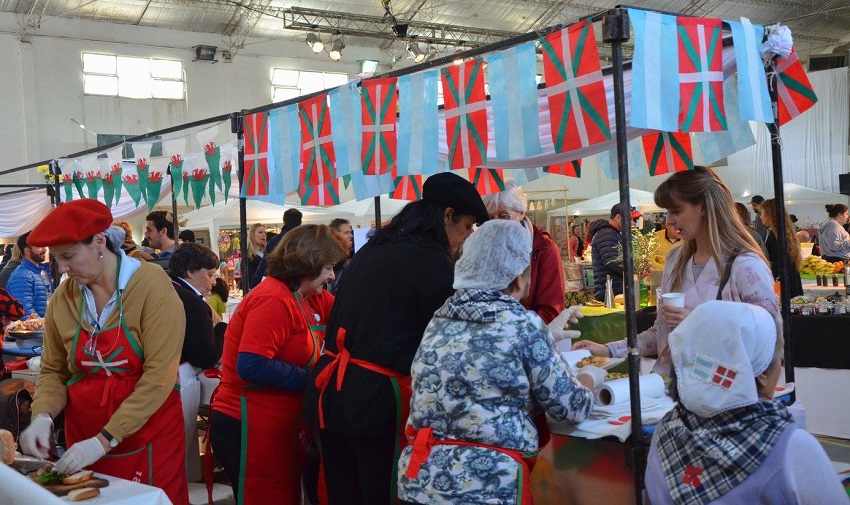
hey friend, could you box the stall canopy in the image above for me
[740,183,847,205]
[331,195,413,227]
[547,189,661,221]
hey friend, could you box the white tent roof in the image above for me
[547,189,661,220]
[332,195,413,227]
[741,183,846,205]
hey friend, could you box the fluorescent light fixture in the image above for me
[329,40,345,61]
[359,59,379,74]
[408,41,426,63]
[306,33,324,53]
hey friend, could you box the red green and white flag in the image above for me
[541,21,611,152]
[169,154,184,198]
[84,170,101,199]
[101,146,123,206]
[361,77,398,176]
[441,58,488,170]
[242,112,270,197]
[298,180,340,206]
[134,142,154,203]
[469,168,506,196]
[677,17,726,132]
[197,125,223,191]
[222,158,233,202]
[121,162,143,208]
[145,157,168,210]
[390,172,423,201]
[182,171,190,207]
[774,49,818,125]
[544,160,582,177]
[299,94,337,190]
[641,131,694,175]
[189,158,210,209]
[61,170,75,202]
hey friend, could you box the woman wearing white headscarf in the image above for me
[645,301,847,504]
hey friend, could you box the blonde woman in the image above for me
[760,199,803,297]
[246,223,267,288]
[574,167,777,373]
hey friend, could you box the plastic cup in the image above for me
[660,292,685,308]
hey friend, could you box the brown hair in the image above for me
[654,167,768,291]
[826,203,848,218]
[266,224,349,290]
[734,203,752,229]
[761,199,802,269]
[114,221,133,239]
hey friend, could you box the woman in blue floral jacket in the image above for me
[398,220,596,505]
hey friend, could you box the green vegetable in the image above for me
[37,470,64,485]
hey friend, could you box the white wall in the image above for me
[0,12,385,184]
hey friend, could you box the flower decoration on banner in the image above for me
[102,172,115,208]
[110,163,123,205]
[469,168,507,196]
[544,160,582,177]
[182,171,191,207]
[222,160,233,202]
[541,20,611,153]
[390,174,423,200]
[641,131,694,175]
[136,158,150,203]
[191,168,210,209]
[147,170,164,212]
[441,58,488,170]
[242,112,270,197]
[677,17,727,132]
[761,24,793,62]
[360,77,398,176]
[204,141,222,191]
[170,154,184,198]
[62,173,75,203]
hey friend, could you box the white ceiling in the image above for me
[3,0,849,65]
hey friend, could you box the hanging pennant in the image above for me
[182,171,191,207]
[329,81,363,177]
[101,145,123,206]
[488,41,543,162]
[397,70,440,175]
[629,9,680,131]
[57,159,75,203]
[511,167,546,186]
[727,18,772,123]
[102,171,116,208]
[299,94,337,191]
[694,76,757,165]
[189,159,210,209]
[266,105,302,197]
[774,49,818,125]
[121,162,143,208]
[298,180,340,206]
[242,111,270,196]
[469,168,507,196]
[169,154,184,198]
[146,157,169,211]
[73,158,89,197]
[544,160,582,178]
[677,17,726,132]
[541,20,611,153]
[360,77,398,176]
[134,142,153,203]
[197,125,223,191]
[222,158,233,202]
[441,58,488,170]
[642,131,694,175]
[390,172,423,201]
[348,170,394,201]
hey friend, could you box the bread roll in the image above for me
[0,429,15,465]
[62,470,94,485]
[67,487,100,501]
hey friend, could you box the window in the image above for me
[270,68,348,101]
[83,53,184,100]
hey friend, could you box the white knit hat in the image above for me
[454,220,531,290]
[668,300,778,418]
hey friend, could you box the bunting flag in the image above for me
[203,142,222,191]
[629,9,680,131]
[361,77,398,176]
[85,169,101,199]
[182,171,191,207]
[390,173,423,200]
[774,49,818,125]
[727,18,771,123]
[677,17,726,132]
[541,20,611,153]
[397,70,439,175]
[102,172,115,208]
[488,41,542,162]
[72,158,88,197]
[694,76,757,165]
[146,157,168,211]
[121,162,143,207]
[441,58,488,170]
[222,152,233,203]
[268,105,302,197]
[469,168,506,196]
[109,162,123,205]
[544,160,582,177]
[597,139,648,180]
[299,94,336,189]
[642,131,694,175]
[169,155,184,198]
[510,167,546,186]
[190,163,210,210]
[242,111,270,196]
[329,82,363,177]
[103,146,123,205]
[162,137,186,199]
[133,142,153,203]
[348,170,394,201]
[62,172,74,203]
[298,180,340,206]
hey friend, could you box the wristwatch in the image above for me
[100,429,120,448]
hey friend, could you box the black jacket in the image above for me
[171,277,223,369]
[765,231,803,298]
[250,222,300,288]
[590,219,624,301]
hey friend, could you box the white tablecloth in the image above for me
[0,464,172,505]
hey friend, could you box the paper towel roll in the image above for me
[597,374,666,406]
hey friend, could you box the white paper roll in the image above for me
[596,374,666,406]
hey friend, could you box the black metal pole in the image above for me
[373,196,382,230]
[766,67,795,398]
[234,112,250,294]
[51,161,62,206]
[603,9,645,505]
[168,163,180,242]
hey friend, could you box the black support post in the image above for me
[234,112,250,294]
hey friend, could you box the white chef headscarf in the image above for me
[668,300,779,418]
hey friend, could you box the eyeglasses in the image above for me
[489,209,522,221]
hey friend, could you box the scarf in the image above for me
[434,288,523,324]
[655,399,793,504]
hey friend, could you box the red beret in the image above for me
[28,199,113,247]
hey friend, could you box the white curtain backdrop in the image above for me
[0,191,53,238]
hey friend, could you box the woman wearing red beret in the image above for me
[18,199,189,505]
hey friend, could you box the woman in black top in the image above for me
[760,199,803,298]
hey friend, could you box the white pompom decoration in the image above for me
[761,24,793,62]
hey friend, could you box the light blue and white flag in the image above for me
[267,105,302,197]
[727,18,772,123]
[348,170,395,201]
[488,42,542,162]
[629,8,679,131]
[329,81,363,177]
[694,76,756,164]
[598,139,646,180]
[398,70,439,175]
[509,167,546,186]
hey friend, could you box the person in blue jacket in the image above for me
[6,231,53,317]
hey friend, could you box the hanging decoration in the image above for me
[170,154,184,198]
[347,170,393,201]
[268,105,303,197]
[390,172,423,200]
[488,41,543,162]
[360,77,398,176]
[469,168,507,196]
[121,162,143,208]
[134,143,154,204]
[544,159,582,177]
[222,159,233,202]
[677,17,726,132]
[299,94,338,205]
[541,20,611,152]
[441,58,488,170]
[397,70,440,176]
[242,111,271,197]
[727,18,772,123]
[62,172,75,203]
[103,146,124,206]
[629,9,680,132]
[329,81,363,177]
[163,137,187,199]
[772,49,818,125]
[197,124,223,191]
[146,157,168,211]
[641,131,694,175]
[72,158,88,197]
[182,171,191,207]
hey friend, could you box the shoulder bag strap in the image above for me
[715,251,740,300]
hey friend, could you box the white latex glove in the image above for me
[19,414,53,459]
[547,306,584,342]
[577,365,607,391]
[54,436,106,475]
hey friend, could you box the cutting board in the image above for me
[27,473,110,496]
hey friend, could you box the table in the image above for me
[0,464,172,505]
[1,340,42,358]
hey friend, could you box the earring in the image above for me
[98,252,103,260]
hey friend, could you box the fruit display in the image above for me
[801,256,840,275]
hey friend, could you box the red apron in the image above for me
[313,327,413,503]
[403,415,551,505]
[64,289,188,505]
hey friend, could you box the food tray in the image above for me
[8,329,44,339]
[559,349,625,372]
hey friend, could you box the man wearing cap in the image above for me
[589,204,640,301]
[749,195,769,241]
[7,231,53,317]
[19,199,188,505]
[304,172,489,505]
[397,220,596,504]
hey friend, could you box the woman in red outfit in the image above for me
[210,225,348,505]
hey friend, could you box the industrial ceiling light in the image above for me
[193,45,218,63]
[422,49,439,63]
[359,59,379,74]
[391,23,409,38]
[329,40,345,61]
[408,41,426,63]
[306,33,324,53]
